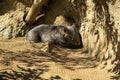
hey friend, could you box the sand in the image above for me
[0,37,115,80]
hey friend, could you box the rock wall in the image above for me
[80,0,120,71]
[0,0,33,39]
[35,0,87,28]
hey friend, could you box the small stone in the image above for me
[4,25,13,39]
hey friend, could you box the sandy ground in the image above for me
[0,37,115,80]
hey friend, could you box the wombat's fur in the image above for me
[26,24,82,48]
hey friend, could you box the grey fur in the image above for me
[26,24,82,48]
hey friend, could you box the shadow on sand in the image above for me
[0,47,96,79]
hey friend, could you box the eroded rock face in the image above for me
[0,0,28,40]
[79,0,120,71]
[54,15,71,26]
[0,11,26,40]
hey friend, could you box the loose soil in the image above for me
[0,37,115,80]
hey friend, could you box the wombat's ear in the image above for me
[66,25,74,32]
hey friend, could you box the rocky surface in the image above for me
[0,0,27,39]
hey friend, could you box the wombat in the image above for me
[26,24,82,48]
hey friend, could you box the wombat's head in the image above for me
[56,25,82,48]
